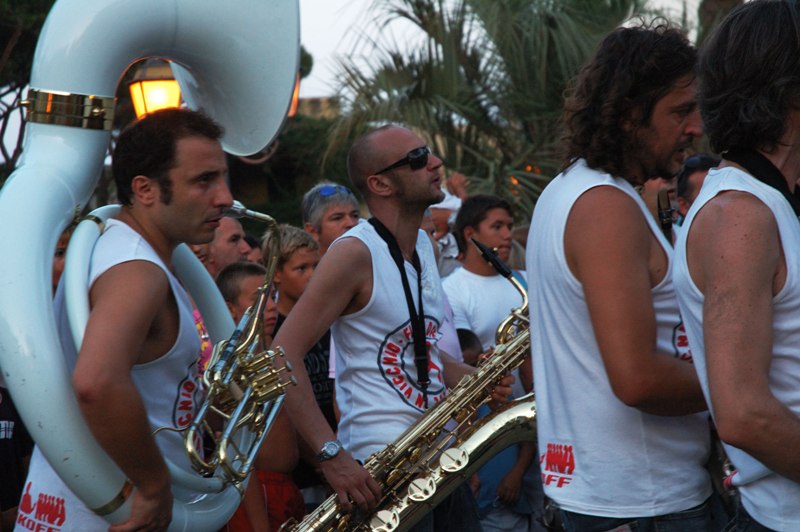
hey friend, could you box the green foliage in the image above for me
[328,0,652,219]
[0,0,54,182]
[236,114,354,230]
[0,0,53,86]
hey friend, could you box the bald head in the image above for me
[347,125,409,197]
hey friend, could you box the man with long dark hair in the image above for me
[673,2,800,530]
[526,22,716,530]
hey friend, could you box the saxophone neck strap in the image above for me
[725,147,800,219]
[368,217,430,407]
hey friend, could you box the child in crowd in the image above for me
[217,261,304,532]
[265,225,336,513]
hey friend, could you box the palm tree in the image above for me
[326,0,649,216]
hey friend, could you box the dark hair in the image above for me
[244,233,261,250]
[676,154,719,200]
[699,1,800,153]
[112,108,223,205]
[215,261,267,302]
[453,194,512,254]
[561,22,697,179]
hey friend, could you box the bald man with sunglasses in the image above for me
[273,125,512,531]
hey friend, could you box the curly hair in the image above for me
[561,22,696,179]
[699,1,800,154]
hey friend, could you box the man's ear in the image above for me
[304,222,320,243]
[273,269,283,287]
[131,175,157,206]
[463,225,476,241]
[366,173,393,198]
[225,300,240,323]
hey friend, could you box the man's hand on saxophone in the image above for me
[488,373,516,407]
[318,450,382,513]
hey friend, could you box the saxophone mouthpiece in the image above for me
[471,238,513,279]
[225,201,274,224]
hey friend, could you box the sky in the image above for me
[297,0,701,98]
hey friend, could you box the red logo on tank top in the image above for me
[540,443,575,488]
[673,321,693,363]
[378,318,447,412]
[16,482,66,531]
[173,361,202,429]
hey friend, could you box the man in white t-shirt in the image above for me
[527,23,716,531]
[273,125,512,531]
[674,3,800,530]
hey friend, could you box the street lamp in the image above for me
[128,60,181,118]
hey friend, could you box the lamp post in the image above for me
[128,60,181,118]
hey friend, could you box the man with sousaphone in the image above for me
[18,109,234,531]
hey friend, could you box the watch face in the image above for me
[320,440,341,460]
[323,442,336,454]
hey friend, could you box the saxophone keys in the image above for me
[370,509,401,531]
[439,447,469,473]
[407,477,437,502]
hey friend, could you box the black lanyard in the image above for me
[368,218,430,407]
[725,147,800,218]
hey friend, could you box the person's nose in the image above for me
[215,182,234,210]
[685,108,704,138]
[428,152,444,171]
[239,239,252,256]
[344,214,359,230]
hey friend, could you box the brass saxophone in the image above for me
[282,239,535,532]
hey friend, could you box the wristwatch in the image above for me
[317,439,343,462]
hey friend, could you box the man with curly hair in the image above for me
[673,2,800,530]
[526,22,717,530]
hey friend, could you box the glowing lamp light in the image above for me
[287,73,301,118]
[129,61,182,118]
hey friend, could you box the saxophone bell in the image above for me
[283,237,535,532]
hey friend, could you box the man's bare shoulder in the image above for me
[308,235,373,315]
[689,190,779,264]
[570,184,648,234]
[692,189,775,233]
[90,260,169,308]
[565,185,651,270]
[320,236,371,265]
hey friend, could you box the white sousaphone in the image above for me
[0,0,299,530]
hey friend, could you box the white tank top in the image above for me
[18,219,201,531]
[526,159,711,517]
[674,167,800,530]
[332,219,447,462]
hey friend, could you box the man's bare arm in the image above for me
[566,186,706,415]
[691,192,800,482]
[271,237,381,511]
[72,261,173,531]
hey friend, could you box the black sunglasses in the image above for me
[375,146,430,175]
